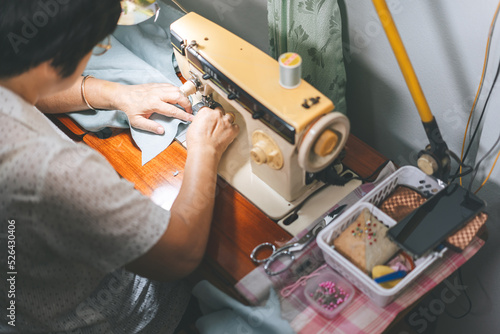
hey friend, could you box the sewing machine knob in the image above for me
[267,150,283,170]
[228,93,237,100]
[314,129,339,157]
[250,146,267,165]
[252,111,265,119]
[250,130,283,170]
[417,154,439,176]
[202,73,211,80]
[180,80,197,97]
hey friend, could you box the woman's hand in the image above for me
[37,78,194,135]
[186,106,239,162]
[126,106,239,281]
[114,82,194,135]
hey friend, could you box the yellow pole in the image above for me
[371,0,434,123]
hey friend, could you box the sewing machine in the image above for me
[170,12,356,220]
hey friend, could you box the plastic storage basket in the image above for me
[359,165,446,206]
[317,166,447,307]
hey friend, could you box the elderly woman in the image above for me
[0,1,238,333]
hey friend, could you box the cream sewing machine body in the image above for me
[170,12,355,221]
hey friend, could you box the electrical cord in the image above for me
[460,54,500,188]
[468,128,500,192]
[474,149,500,193]
[457,1,500,185]
[447,150,474,180]
[351,159,392,183]
[452,53,500,185]
[439,269,473,319]
[170,0,188,13]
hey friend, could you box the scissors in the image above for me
[250,204,347,276]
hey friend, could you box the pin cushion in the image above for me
[333,208,399,275]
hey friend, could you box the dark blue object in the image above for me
[373,270,407,284]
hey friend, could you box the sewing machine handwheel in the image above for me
[298,112,350,173]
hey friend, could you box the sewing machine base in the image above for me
[277,172,361,235]
[219,160,361,222]
[176,129,359,221]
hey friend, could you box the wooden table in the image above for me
[48,113,488,334]
[47,113,388,299]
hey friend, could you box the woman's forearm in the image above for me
[36,76,120,113]
[36,76,194,134]
[123,107,238,281]
[169,147,220,266]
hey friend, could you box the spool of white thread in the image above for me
[279,52,302,89]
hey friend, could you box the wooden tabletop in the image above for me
[48,114,388,297]
[47,113,489,334]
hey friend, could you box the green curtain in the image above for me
[268,0,346,113]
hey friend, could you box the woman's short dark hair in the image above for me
[0,0,122,78]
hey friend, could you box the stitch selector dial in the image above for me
[250,130,284,170]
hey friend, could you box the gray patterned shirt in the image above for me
[0,86,189,333]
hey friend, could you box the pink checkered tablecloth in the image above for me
[294,238,482,333]
[235,169,485,334]
[237,233,484,334]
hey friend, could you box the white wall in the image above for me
[170,0,269,52]
[172,0,500,331]
[342,1,500,332]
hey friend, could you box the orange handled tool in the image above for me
[371,0,451,181]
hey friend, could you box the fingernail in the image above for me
[156,127,164,135]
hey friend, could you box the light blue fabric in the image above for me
[193,280,295,334]
[69,2,187,165]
